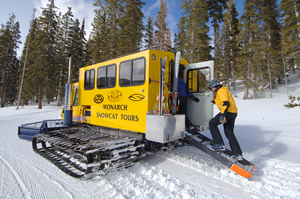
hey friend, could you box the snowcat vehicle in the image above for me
[18,48,255,178]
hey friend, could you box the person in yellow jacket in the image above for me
[208,79,243,161]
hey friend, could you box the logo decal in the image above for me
[107,89,122,103]
[129,94,145,101]
[94,94,104,104]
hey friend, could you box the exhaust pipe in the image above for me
[64,55,73,125]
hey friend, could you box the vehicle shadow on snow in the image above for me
[235,125,286,180]
[201,125,286,180]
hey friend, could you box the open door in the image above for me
[185,60,214,130]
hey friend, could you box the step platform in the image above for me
[184,128,255,178]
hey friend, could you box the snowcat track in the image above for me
[32,127,145,178]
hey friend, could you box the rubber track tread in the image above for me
[32,127,144,178]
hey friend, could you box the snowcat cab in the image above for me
[60,49,214,143]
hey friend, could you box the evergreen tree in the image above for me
[166,28,172,48]
[175,16,187,55]
[239,0,264,99]
[25,24,48,108]
[154,0,170,50]
[20,18,39,106]
[219,0,240,89]
[280,0,300,71]
[41,0,58,106]
[179,0,212,63]
[218,25,226,82]
[55,7,74,106]
[89,0,110,63]
[173,32,179,50]
[7,57,20,105]
[0,13,21,107]
[24,0,58,108]
[104,0,124,59]
[219,17,230,85]
[261,0,282,98]
[145,16,155,49]
[90,0,145,61]
[208,0,227,79]
[89,0,124,63]
[118,0,145,55]
[16,9,36,110]
[72,18,87,81]
[239,0,282,99]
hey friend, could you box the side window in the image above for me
[97,64,116,89]
[132,59,145,84]
[73,87,78,106]
[187,67,211,93]
[119,61,132,86]
[107,65,116,87]
[84,69,95,90]
[97,67,106,88]
[119,57,145,86]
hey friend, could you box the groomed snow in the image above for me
[1,73,300,198]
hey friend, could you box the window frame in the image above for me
[119,57,146,87]
[187,67,211,93]
[96,64,116,89]
[84,69,95,90]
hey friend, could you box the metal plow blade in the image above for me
[18,119,67,141]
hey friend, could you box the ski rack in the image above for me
[184,129,255,178]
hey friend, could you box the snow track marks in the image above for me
[0,156,31,199]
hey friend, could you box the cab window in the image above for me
[84,69,95,90]
[97,64,116,89]
[119,57,145,86]
[187,67,211,93]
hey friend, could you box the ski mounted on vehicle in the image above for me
[18,47,255,178]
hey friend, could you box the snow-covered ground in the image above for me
[1,73,300,199]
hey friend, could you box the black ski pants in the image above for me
[209,112,242,155]
[177,96,192,127]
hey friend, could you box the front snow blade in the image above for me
[18,119,67,141]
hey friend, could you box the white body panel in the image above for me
[185,60,214,129]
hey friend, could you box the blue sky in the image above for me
[0,0,244,57]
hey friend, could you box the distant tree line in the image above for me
[0,14,21,107]
[175,0,299,99]
[0,0,299,108]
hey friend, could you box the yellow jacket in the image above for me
[213,85,238,114]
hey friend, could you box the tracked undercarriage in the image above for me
[32,126,145,178]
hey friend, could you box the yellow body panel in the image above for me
[63,50,188,133]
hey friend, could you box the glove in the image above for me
[211,100,215,104]
[219,115,227,124]
[191,96,200,102]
